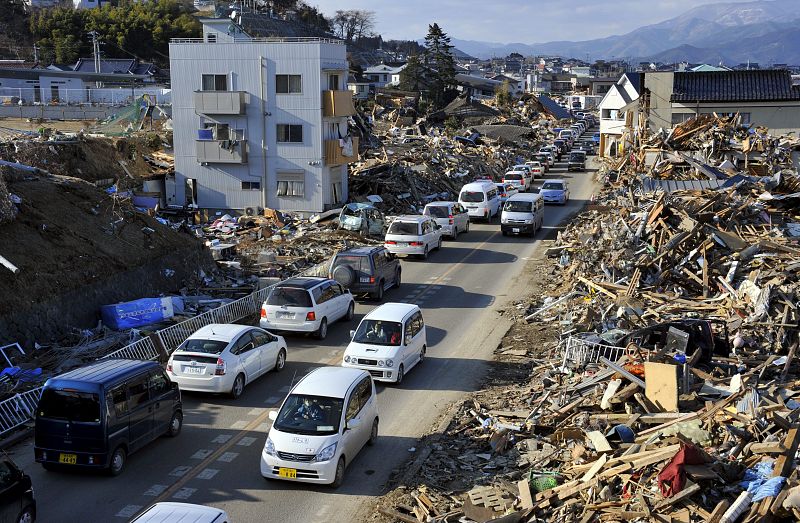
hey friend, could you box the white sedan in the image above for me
[167,324,287,399]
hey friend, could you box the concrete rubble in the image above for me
[373,113,800,523]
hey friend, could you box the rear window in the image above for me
[179,339,229,354]
[569,153,584,162]
[38,389,101,423]
[267,287,313,307]
[388,221,419,235]
[505,200,532,212]
[331,255,369,274]
[542,182,564,190]
[460,191,485,203]
[424,206,449,218]
[504,173,522,181]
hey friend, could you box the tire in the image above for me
[332,265,355,287]
[42,463,57,472]
[419,345,426,364]
[436,237,442,250]
[274,348,286,372]
[465,221,470,233]
[345,302,354,320]
[501,230,508,236]
[108,446,126,476]
[452,227,458,240]
[421,246,428,260]
[315,318,328,340]
[372,282,384,301]
[331,456,346,488]
[230,373,245,399]
[395,364,404,385]
[367,418,378,446]
[167,410,183,437]
[16,505,34,523]
[393,269,401,289]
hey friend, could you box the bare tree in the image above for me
[331,9,375,42]
[353,10,375,41]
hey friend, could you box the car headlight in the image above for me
[524,219,533,224]
[315,442,337,462]
[378,360,385,367]
[386,359,394,367]
[343,355,351,363]
[265,437,277,457]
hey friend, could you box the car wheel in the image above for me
[345,302,354,320]
[452,227,458,240]
[465,221,470,233]
[315,318,328,340]
[395,364,404,385]
[421,246,428,260]
[331,456,346,488]
[108,446,126,476]
[368,418,378,446]
[16,505,34,523]
[274,348,287,372]
[230,373,245,399]
[42,463,57,472]
[167,410,183,437]
[501,230,507,236]
[393,269,401,289]
[436,237,442,250]
[419,345,426,364]
[372,282,384,301]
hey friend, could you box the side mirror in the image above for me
[346,418,361,431]
[268,410,278,421]
[349,330,356,339]
[435,225,442,230]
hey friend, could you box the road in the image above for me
[7,132,600,522]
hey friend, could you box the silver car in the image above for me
[422,202,470,239]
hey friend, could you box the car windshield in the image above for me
[504,173,522,181]
[505,200,532,212]
[388,221,419,235]
[569,154,583,161]
[353,319,403,346]
[424,206,449,218]
[179,338,229,354]
[542,182,563,191]
[331,255,369,274]
[274,394,344,436]
[38,389,101,423]
[267,287,312,307]
[460,191,485,203]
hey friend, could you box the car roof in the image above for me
[277,276,328,290]
[543,179,566,185]
[187,323,255,342]
[336,246,383,256]
[363,302,419,322]
[393,214,428,223]
[292,367,369,399]
[460,180,495,190]
[48,359,159,389]
[507,192,542,202]
[424,201,454,207]
[131,502,227,523]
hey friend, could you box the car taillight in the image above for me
[167,362,172,373]
[369,276,375,283]
[260,307,266,318]
[306,311,316,321]
[385,240,397,245]
[448,217,454,224]
[409,241,423,246]
[214,358,226,376]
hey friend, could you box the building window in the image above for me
[671,113,694,126]
[328,74,340,90]
[277,124,303,143]
[276,74,301,94]
[383,74,388,82]
[207,33,217,43]
[242,181,261,190]
[277,171,305,197]
[331,181,342,203]
[201,74,227,91]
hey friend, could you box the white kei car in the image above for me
[167,324,287,399]
[384,215,443,259]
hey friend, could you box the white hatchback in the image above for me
[260,277,355,340]
[342,303,426,384]
[167,324,287,399]
[384,215,443,259]
[261,367,378,487]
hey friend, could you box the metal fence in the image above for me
[0,388,43,437]
[0,87,170,107]
[561,336,627,369]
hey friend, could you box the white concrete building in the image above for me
[598,73,640,158]
[364,63,406,89]
[168,19,356,214]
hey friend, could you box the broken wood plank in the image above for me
[645,362,680,412]
[581,453,608,483]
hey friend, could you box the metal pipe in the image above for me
[0,254,20,274]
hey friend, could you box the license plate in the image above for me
[278,467,297,479]
[277,311,295,319]
[184,366,203,375]
[59,453,77,465]
[512,228,520,233]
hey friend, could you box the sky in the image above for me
[305,0,751,43]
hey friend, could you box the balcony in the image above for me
[324,137,358,166]
[196,139,248,164]
[322,90,356,117]
[194,91,247,115]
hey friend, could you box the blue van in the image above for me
[34,359,182,476]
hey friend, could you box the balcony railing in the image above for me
[324,137,358,166]
[322,90,356,117]
[196,139,248,164]
[194,91,247,115]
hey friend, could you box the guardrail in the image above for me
[561,336,627,369]
[0,259,330,440]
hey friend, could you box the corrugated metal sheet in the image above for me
[536,94,571,119]
[671,70,800,103]
[640,177,724,193]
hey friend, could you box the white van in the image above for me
[261,367,378,488]
[458,180,500,221]
[501,193,544,237]
[132,503,229,523]
[342,303,426,384]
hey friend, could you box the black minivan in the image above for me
[34,359,182,476]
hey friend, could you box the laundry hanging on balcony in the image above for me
[339,136,353,157]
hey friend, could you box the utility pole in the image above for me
[33,44,39,64]
[88,31,101,87]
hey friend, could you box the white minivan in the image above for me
[261,367,378,488]
[384,215,443,259]
[501,193,544,237]
[342,303,426,384]
[458,180,500,221]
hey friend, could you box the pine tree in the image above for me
[422,23,456,108]
[399,53,424,92]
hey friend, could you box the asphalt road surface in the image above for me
[8,133,600,523]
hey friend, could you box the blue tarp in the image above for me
[101,297,183,330]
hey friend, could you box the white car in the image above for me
[459,180,500,221]
[342,303,426,384]
[503,170,530,192]
[261,367,378,487]
[526,161,544,179]
[422,201,470,239]
[260,277,355,340]
[384,215,443,259]
[167,324,287,399]
[132,503,229,523]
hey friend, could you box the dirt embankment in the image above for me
[0,167,211,347]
